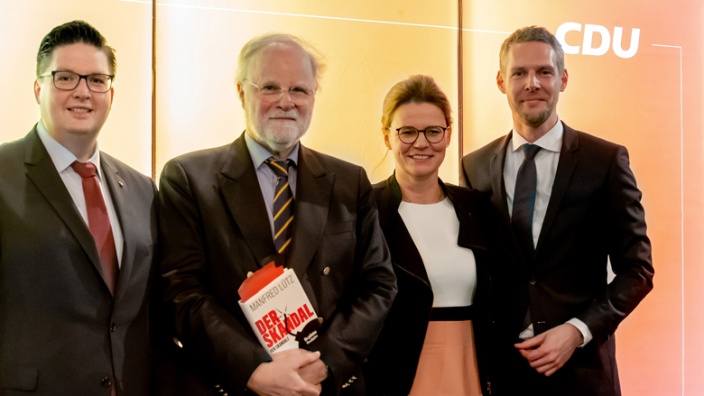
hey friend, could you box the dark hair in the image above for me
[499,25,564,74]
[36,20,116,77]
[380,75,452,138]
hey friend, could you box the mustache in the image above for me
[269,110,298,118]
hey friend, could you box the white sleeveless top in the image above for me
[399,198,477,307]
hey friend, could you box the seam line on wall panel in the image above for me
[457,0,463,167]
[151,0,157,180]
[123,0,511,34]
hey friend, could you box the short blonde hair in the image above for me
[499,26,565,74]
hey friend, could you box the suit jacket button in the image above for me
[322,267,330,275]
[101,377,112,387]
[109,322,116,332]
[173,337,184,348]
[528,276,537,285]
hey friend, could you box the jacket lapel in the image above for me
[287,146,331,276]
[490,133,512,223]
[490,132,533,268]
[218,135,277,269]
[378,174,430,285]
[271,146,331,312]
[536,123,579,252]
[23,128,104,284]
[101,155,132,297]
[379,175,490,283]
[448,188,488,254]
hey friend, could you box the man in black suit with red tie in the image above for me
[0,21,157,395]
[461,26,654,395]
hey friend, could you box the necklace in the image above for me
[402,190,446,205]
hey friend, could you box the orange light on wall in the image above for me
[0,0,153,176]
[153,0,460,184]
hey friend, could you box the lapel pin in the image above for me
[118,180,124,188]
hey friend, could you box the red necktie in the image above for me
[71,161,119,295]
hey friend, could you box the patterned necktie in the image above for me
[266,158,295,254]
[71,161,119,295]
[512,144,542,261]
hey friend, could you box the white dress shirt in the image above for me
[36,121,124,267]
[504,120,592,345]
[244,132,299,242]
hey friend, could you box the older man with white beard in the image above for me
[157,33,397,396]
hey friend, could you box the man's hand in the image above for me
[298,357,328,386]
[514,323,584,377]
[246,349,323,396]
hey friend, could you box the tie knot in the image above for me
[266,158,292,178]
[523,144,541,160]
[71,161,98,178]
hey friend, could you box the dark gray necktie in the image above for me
[512,144,542,260]
[266,158,295,255]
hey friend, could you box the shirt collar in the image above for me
[244,131,300,168]
[510,118,564,153]
[36,121,103,179]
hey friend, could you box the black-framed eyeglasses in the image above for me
[246,81,314,104]
[395,126,448,144]
[38,70,114,93]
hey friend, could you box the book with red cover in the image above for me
[238,262,320,355]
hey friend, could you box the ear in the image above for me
[496,70,507,94]
[107,86,115,110]
[445,126,453,147]
[384,133,391,150]
[237,82,246,109]
[34,80,41,104]
[560,68,569,92]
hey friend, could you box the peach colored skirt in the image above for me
[409,320,482,396]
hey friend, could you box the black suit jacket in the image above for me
[364,174,514,396]
[0,127,158,395]
[157,133,397,395]
[460,123,654,395]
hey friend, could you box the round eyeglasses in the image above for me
[246,81,313,104]
[395,126,448,144]
[39,70,114,93]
